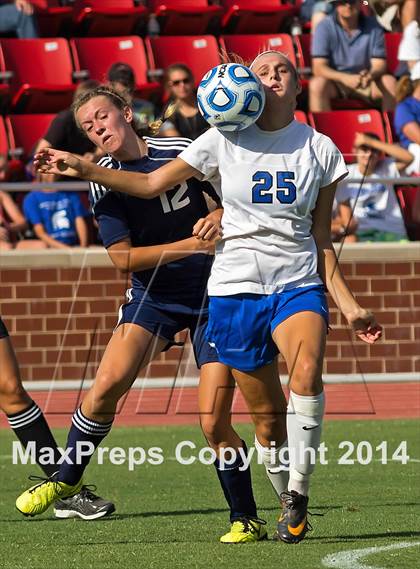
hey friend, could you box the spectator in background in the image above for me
[23,173,89,248]
[336,132,408,241]
[0,0,38,38]
[159,63,209,140]
[356,129,419,175]
[310,0,396,112]
[394,61,420,171]
[33,80,101,165]
[368,0,419,31]
[0,189,27,249]
[398,18,420,72]
[300,0,334,32]
[107,62,156,130]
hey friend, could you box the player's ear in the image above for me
[123,105,133,124]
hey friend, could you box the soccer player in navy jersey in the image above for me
[16,86,267,543]
[0,316,115,519]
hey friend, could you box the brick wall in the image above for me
[0,246,419,381]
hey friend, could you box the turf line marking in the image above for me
[322,540,420,569]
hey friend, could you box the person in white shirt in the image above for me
[336,132,409,241]
[33,52,382,544]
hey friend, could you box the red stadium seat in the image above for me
[70,36,161,99]
[220,34,297,67]
[385,32,402,75]
[396,186,420,241]
[0,39,75,113]
[295,33,311,74]
[294,110,308,124]
[0,116,9,156]
[29,0,73,37]
[149,1,223,35]
[309,110,388,162]
[7,114,56,160]
[72,0,149,37]
[220,1,297,34]
[146,35,221,87]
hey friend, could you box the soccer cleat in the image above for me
[274,490,310,544]
[54,485,115,520]
[220,517,268,544]
[16,475,83,517]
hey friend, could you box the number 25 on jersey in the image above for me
[252,171,296,204]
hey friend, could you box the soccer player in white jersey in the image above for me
[31,53,382,543]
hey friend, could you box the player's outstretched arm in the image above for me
[34,148,200,199]
[312,181,383,345]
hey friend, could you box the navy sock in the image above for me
[214,440,257,522]
[58,407,113,485]
[7,400,60,478]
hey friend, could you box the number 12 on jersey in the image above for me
[252,171,296,204]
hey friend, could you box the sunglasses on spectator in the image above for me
[169,78,192,86]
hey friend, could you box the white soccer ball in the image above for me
[197,63,266,132]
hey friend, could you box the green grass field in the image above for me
[1,419,419,569]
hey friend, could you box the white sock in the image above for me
[287,391,325,497]
[254,435,289,499]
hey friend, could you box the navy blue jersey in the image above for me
[90,136,220,306]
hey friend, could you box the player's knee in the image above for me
[0,376,30,409]
[89,372,126,411]
[291,356,323,393]
[254,413,286,447]
[200,414,229,447]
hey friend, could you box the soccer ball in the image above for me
[197,63,265,132]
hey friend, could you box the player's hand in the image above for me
[15,0,33,15]
[193,233,221,255]
[346,308,382,344]
[34,148,86,179]
[192,209,223,240]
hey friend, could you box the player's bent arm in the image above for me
[311,181,382,344]
[107,236,215,274]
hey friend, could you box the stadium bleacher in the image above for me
[0,2,417,241]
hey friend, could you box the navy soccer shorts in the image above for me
[116,288,219,368]
[206,284,329,372]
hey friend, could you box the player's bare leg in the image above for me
[272,311,327,543]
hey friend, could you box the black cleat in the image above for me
[54,485,115,521]
[274,490,310,544]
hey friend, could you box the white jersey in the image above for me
[336,160,407,238]
[179,120,348,296]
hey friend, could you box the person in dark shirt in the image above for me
[159,63,209,140]
[19,86,264,544]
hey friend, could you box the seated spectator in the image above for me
[23,173,89,248]
[107,62,156,130]
[0,0,38,38]
[159,64,210,140]
[310,0,396,112]
[356,130,419,174]
[0,189,27,250]
[33,80,101,167]
[336,132,408,241]
[394,61,420,171]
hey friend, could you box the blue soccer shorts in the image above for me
[206,284,329,372]
[116,288,219,368]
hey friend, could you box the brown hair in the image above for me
[396,74,420,103]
